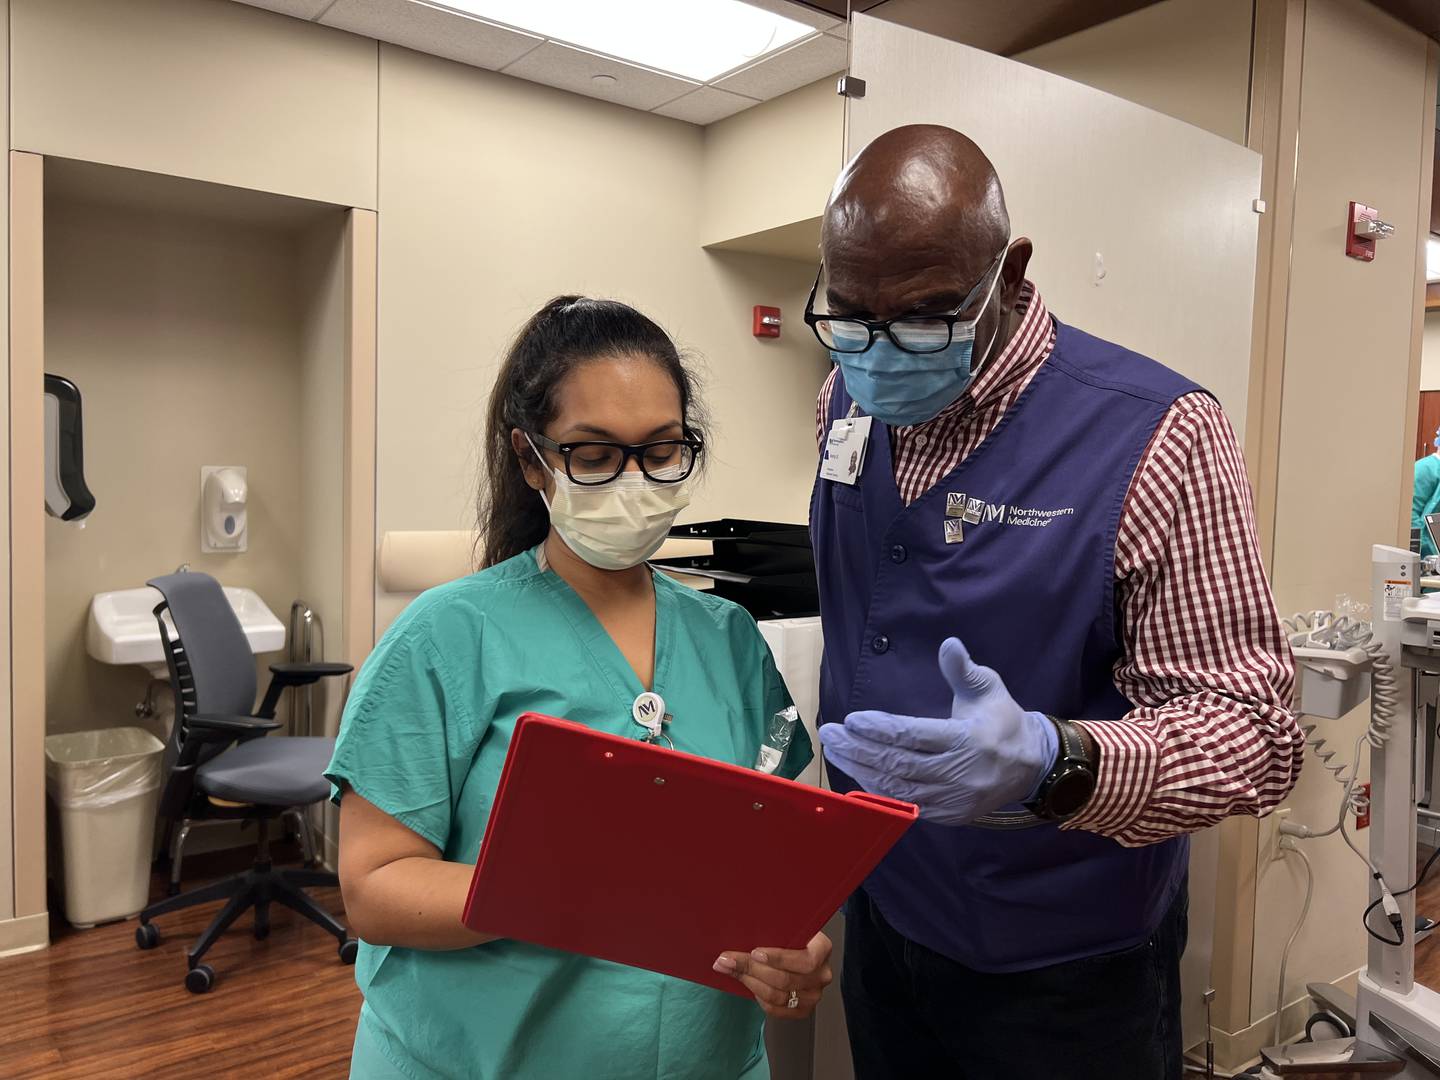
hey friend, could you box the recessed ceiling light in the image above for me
[432,0,816,82]
[591,74,618,88]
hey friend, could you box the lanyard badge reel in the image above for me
[632,691,674,748]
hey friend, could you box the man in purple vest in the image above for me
[806,126,1301,1079]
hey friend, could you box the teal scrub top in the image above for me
[1417,455,1440,557]
[326,547,813,1080]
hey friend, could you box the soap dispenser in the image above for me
[201,466,248,553]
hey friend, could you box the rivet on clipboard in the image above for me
[752,802,764,811]
[654,777,666,786]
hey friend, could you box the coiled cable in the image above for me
[1283,611,1399,831]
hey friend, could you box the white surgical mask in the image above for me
[527,435,692,571]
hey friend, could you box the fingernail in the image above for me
[714,956,737,973]
[751,949,769,964]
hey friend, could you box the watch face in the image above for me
[1049,766,1097,819]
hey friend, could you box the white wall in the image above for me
[1015,0,1255,145]
[296,214,351,862]
[374,45,831,630]
[701,77,844,254]
[1422,310,1440,390]
[43,198,306,738]
[296,215,349,740]
[11,0,378,208]
[1254,0,1435,1033]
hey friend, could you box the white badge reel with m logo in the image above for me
[632,691,673,748]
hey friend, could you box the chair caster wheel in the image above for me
[339,938,358,965]
[185,964,215,994]
[135,923,160,950]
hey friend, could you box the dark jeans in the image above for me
[841,883,1188,1080]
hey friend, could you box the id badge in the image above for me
[819,416,872,486]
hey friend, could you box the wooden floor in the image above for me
[1410,848,1440,986]
[10,843,1440,1080]
[0,843,362,1080]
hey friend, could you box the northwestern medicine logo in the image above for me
[948,492,1076,529]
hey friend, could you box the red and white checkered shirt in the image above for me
[816,283,1301,846]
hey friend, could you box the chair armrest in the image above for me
[269,661,355,683]
[163,714,282,816]
[257,662,355,720]
[190,714,283,738]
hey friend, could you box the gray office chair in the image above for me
[134,570,358,993]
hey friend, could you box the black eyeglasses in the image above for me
[803,248,1007,355]
[529,431,703,486]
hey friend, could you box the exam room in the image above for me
[4,0,1440,1077]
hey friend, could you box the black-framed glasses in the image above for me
[529,431,703,486]
[802,248,1007,355]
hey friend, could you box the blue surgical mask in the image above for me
[829,261,1004,428]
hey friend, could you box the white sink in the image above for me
[87,586,286,678]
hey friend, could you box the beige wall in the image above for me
[375,45,831,630]
[295,214,351,862]
[297,215,350,739]
[0,0,14,939]
[700,77,844,255]
[11,0,378,208]
[1423,310,1440,390]
[1253,0,1436,1034]
[1015,0,1255,145]
[43,198,305,737]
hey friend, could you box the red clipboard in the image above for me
[462,713,917,996]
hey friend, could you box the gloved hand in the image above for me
[818,637,1059,826]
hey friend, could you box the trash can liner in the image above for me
[45,728,164,810]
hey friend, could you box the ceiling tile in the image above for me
[652,86,759,125]
[321,0,542,70]
[740,0,841,32]
[713,32,848,100]
[502,41,698,111]
[233,0,335,17]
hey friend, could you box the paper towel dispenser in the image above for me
[44,374,96,523]
[651,519,816,618]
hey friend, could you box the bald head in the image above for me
[818,125,1030,370]
[824,125,1008,262]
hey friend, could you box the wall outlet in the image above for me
[1263,807,1293,862]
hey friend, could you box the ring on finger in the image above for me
[787,990,799,1010]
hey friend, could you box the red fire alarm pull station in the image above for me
[753,306,781,338]
[1346,201,1395,262]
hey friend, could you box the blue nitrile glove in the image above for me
[819,637,1059,826]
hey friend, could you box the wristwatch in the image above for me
[1025,717,1098,822]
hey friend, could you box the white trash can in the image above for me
[45,726,165,928]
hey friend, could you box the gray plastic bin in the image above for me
[45,726,164,928]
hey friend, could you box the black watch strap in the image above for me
[1025,717,1098,822]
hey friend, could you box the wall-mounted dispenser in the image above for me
[44,373,96,523]
[201,465,248,553]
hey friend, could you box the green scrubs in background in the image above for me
[1416,453,1440,557]
[327,546,813,1080]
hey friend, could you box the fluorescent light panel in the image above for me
[1428,236,1440,284]
[434,0,815,81]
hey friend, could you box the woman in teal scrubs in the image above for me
[329,296,831,1080]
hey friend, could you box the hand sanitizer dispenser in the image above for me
[201,466,248,553]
